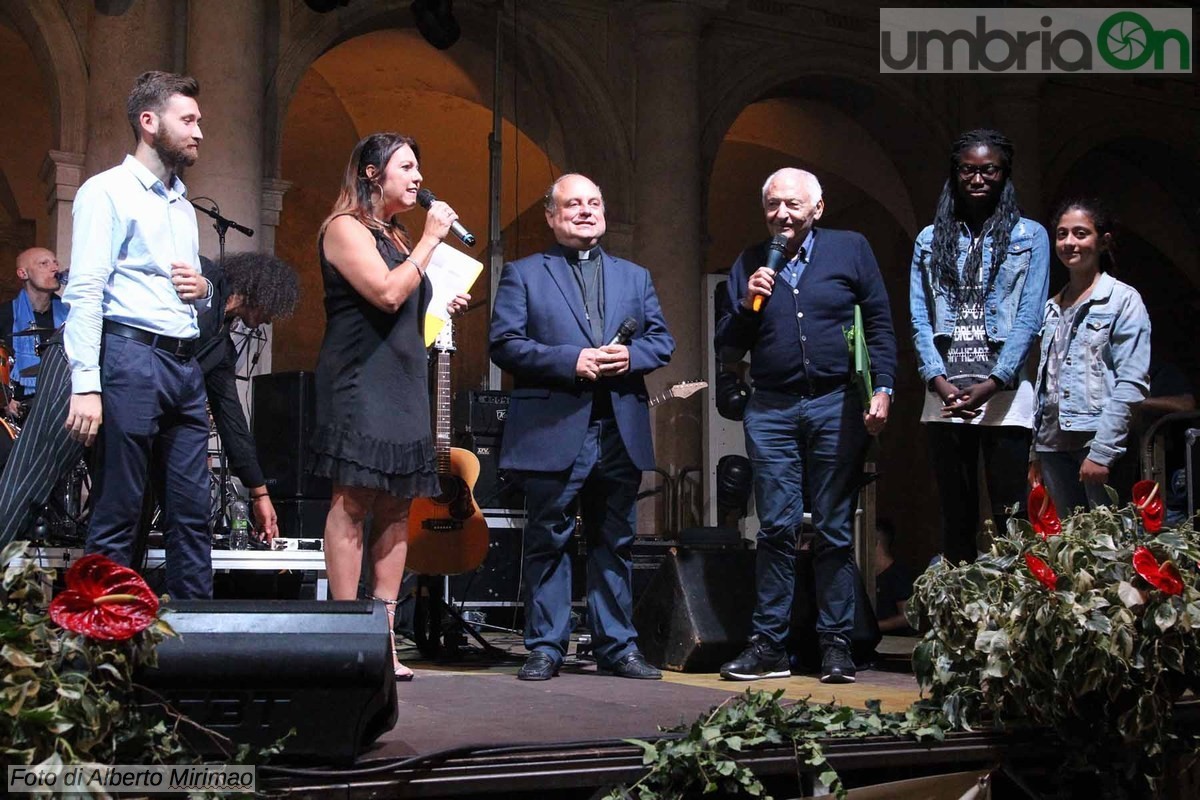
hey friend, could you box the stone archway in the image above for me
[0,1,87,258]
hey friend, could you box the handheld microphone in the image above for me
[416,188,476,247]
[750,234,790,312]
[607,316,638,347]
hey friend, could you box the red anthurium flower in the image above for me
[1028,485,1061,539]
[1024,552,1059,591]
[1132,480,1165,533]
[1132,547,1184,596]
[48,554,159,641]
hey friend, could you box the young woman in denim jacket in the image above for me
[910,129,1050,564]
[1028,198,1151,513]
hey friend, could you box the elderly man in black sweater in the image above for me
[714,168,897,684]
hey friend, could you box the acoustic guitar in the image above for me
[406,321,490,575]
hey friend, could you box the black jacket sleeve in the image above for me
[204,336,266,489]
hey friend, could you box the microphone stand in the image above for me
[190,198,254,264]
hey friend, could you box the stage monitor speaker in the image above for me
[251,371,330,499]
[139,600,396,764]
[633,546,881,674]
[633,547,757,672]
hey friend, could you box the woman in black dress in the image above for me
[311,132,467,678]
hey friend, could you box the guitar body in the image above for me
[407,446,490,575]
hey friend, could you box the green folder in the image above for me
[843,305,873,409]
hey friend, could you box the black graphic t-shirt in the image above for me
[943,296,999,390]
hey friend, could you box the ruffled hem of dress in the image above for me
[308,452,440,499]
[310,423,435,475]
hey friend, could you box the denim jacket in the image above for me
[909,217,1050,387]
[1031,273,1151,466]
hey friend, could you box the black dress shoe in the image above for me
[601,651,662,680]
[517,651,559,681]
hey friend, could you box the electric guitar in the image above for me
[648,380,707,408]
[406,321,490,575]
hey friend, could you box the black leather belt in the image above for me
[103,320,197,359]
[774,376,848,398]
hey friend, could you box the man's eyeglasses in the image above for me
[956,163,1004,180]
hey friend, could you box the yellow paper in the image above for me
[423,243,484,347]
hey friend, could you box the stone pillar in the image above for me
[990,79,1044,219]
[633,2,705,506]
[39,150,85,266]
[251,178,292,376]
[84,0,176,179]
[185,0,265,260]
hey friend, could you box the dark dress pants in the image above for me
[85,333,212,599]
[516,417,642,668]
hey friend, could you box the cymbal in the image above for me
[11,326,56,338]
[19,363,40,378]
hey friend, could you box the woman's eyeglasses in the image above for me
[956,163,1004,180]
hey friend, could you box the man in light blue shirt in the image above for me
[62,71,215,598]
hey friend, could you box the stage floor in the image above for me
[368,634,922,761]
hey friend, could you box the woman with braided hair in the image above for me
[909,129,1050,564]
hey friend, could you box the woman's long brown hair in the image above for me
[320,132,419,251]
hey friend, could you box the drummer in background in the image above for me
[0,247,67,419]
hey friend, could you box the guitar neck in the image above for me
[648,387,674,408]
[435,350,451,474]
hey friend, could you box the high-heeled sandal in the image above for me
[371,595,414,682]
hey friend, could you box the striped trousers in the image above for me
[0,336,82,548]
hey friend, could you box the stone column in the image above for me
[251,178,293,376]
[84,0,176,179]
[990,78,1044,219]
[633,2,706,506]
[39,150,85,266]
[185,0,265,260]
[185,0,266,409]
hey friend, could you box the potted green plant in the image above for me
[907,483,1200,797]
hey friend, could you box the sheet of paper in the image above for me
[423,243,484,347]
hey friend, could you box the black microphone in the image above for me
[751,233,789,312]
[606,316,638,347]
[416,188,476,247]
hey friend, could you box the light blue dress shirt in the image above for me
[63,155,209,394]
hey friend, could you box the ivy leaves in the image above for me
[907,500,1200,795]
[606,690,951,800]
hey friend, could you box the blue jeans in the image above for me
[1038,449,1110,515]
[516,417,641,667]
[744,387,867,645]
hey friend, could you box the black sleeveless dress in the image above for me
[308,223,439,499]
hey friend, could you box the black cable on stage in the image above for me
[257,732,686,780]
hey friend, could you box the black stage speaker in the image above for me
[448,516,586,604]
[275,498,330,539]
[458,433,524,510]
[251,371,330,499]
[453,390,510,438]
[633,547,757,672]
[139,600,397,764]
[634,546,881,674]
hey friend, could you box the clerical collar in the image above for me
[565,247,599,262]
